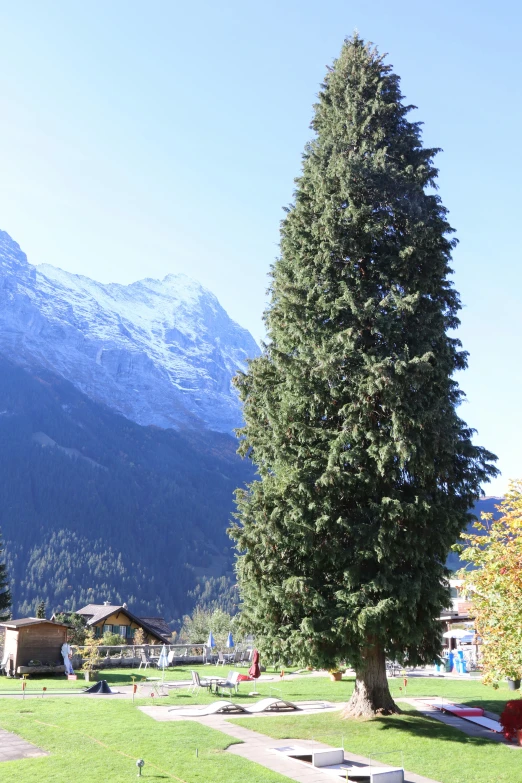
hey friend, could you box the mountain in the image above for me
[0,357,254,622]
[0,229,260,433]
[446,496,502,573]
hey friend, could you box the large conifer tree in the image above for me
[0,531,12,622]
[231,35,497,716]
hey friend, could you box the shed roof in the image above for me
[0,618,69,629]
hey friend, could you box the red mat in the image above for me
[445,707,484,717]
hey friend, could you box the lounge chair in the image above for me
[188,670,212,694]
[218,671,240,697]
[238,649,252,667]
[203,646,217,665]
[138,650,155,670]
[216,651,226,666]
[167,650,176,667]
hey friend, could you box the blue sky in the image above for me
[0,0,520,495]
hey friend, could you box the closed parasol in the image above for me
[248,649,260,680]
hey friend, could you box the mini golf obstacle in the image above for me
[84,680,116,695]
[272,745,404,782]
[168,697,301,716]
[421,698,502,732]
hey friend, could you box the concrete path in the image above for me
[0,728,47,763]
[140,703,441,783]
[400,698,514,746]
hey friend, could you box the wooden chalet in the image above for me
[75,603,171,644]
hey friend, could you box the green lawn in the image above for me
[0,698,287,783]
[0,663,304,692]
[231,705,522,783]
[1,674,519,783]
[0,670,514,713]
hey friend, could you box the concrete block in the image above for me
[312,748,344,767]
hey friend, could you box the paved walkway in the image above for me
[0,728,47,763]
[140,703,441,783]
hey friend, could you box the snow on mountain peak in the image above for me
[0,229,260,433]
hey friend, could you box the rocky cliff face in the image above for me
[0,229,259,432]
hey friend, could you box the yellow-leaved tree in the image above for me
[459,480,522,686]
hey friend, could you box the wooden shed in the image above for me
[0,618,68,677]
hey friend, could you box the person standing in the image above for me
[61,638,74,675]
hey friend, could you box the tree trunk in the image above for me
[342,640,400,717]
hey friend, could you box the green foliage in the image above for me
[102,631,126,646]
[180,606,236,649]
[36,600,46,618]
[459,480,522,685]
[188,575,239,614]
[133,627,146,646]
[231,35,497,674]
[0,357,253,622]
[54,612,88,645]
[82,628,102,672]
[0,529,11,622]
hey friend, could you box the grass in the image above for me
[231,706,522,783]
[1,673,519,783]
[1,670,514,713]
[0,663,304,692]
[0,698,287,783]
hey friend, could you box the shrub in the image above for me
[102,631,125,646]
[133,627,146,646]
[500,699,522,741]
[82,629,102,672]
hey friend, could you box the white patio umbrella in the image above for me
[442,629,469,639]
[157,644,168,682]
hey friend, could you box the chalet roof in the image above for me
[75,604,170,643]
[77,605,123,625]
[0,618,69,629]
[138,617,172,638]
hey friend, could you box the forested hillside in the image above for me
[446,495,502,572]
[0,356,253,623]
